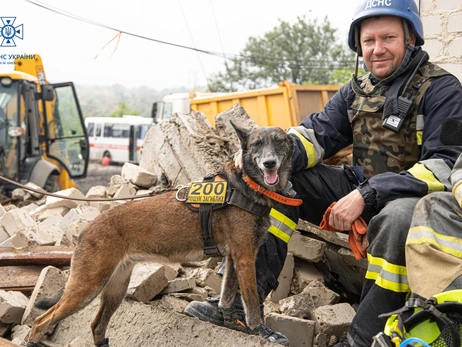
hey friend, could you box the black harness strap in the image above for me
[199,176,222,257]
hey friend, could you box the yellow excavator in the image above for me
[0,54,89,194]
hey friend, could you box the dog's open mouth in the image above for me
[264,169,279,186]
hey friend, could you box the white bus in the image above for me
[84,116,153,164]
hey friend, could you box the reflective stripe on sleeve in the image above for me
[365,254,409,293]
[407,226,462,258]
[287,128,321,169]
[408,163,445,194]
[268,208,297,243]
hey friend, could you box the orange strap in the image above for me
[243,176,303,207]
[320,202,368,261]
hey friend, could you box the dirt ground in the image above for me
[73,162,123,195]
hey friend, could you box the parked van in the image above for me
[84,116,152,164]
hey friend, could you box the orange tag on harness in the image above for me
[186,181,228,204]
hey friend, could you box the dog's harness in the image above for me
[177,174,301,257]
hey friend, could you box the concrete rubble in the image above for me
[0,104,360,347]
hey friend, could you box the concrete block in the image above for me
[113,182,136,200]
[11,188,27,201]
[449,37,462,57]
[25,182,46,199]
[291,258,324,295]
[0,290,29,324]
[0,208,36,237]
[21,224,64,246]
[160,278,196,294]
[33,206,70,222]
[127,264,169,303]
[85,185,107,199]
[0,232,28,248]
[22,266,68,326]
[279,293,315,319]
[0,205,5,218]
[288,231,326,263]
[122,163,157,188]
[106,175,124,197]
[422,15,443,36]
[44,188,86,209]
[302,281,340,308]
[10,324,30,345]
[448,12,462,32]
[313,303,356,338]
[437,0,460,10]
[269,253,294,303]
[0,227,9,244]
[314,333,328,347]
[89,201,112,213]
[265,312,315,347]
[203,272,222,293]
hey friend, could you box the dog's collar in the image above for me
[243,175,303,207]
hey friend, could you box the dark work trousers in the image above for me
[254,164,416,347]
[252,164,357,298]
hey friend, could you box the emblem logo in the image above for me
[0,17,24,47]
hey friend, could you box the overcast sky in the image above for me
[1,0,354,90]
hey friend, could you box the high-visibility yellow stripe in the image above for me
[268,225,291,243]
[367,254,408,275]
[287,129,317,168]
[268,208,297,243]
[408,163,444,194]
[365,270,410,292]
[407,226,462,258]
[416,131,423,146]
[270,208,297,230]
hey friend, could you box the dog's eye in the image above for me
[252,139,263,147]
[275,136,286,143]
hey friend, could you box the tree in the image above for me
[207,16,356,92]
[111,101,139,117]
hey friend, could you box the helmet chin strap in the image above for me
[351,19,417,98]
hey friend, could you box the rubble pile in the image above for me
[0,105,362,347]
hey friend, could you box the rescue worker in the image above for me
[406,151,462,301]
[185,1,462,346]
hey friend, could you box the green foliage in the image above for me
[207,16,356,92]
[110,101,139,117]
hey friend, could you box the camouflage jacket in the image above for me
[289,59,462,211]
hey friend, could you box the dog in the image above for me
[27,122,295,347]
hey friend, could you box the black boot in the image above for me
[184,294,289,345]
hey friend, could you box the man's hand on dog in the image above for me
[329,189,365,231]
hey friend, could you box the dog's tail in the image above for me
[35,288,64,310]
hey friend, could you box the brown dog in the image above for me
[27,122,295,347]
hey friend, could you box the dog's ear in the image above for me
[230,120,250,148]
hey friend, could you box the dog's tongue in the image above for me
[264,169,279,185]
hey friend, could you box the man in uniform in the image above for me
[186,1,462,346]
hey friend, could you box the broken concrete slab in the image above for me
[269,253,294,303]
[302,281,340,308]
[22,266,69,326]
[85,185,107,199]
[0,233,28,249]
[312,303,356,339]
[265,312,315,347]
[127,264,169,303]
[159,278,196,295]
[291,258,324,295]
[0,290,29,324]
[48,298,273,347]
[0,208,36,237]
[288,231,326,263]
[121,163,157,188]
[279,292,315,320]
[10,324,30,345]
[139,111,232,187]
[43,188,86,210]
